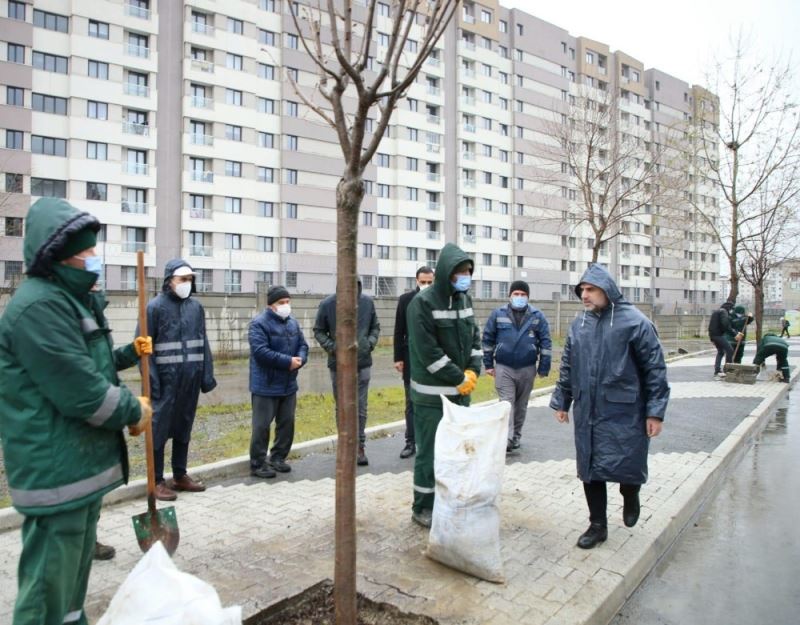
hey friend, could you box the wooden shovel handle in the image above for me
[136,252,156,510]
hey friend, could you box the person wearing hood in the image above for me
[0,198,152,625]
[727,305,754,364]
[143,259,216,501]
[483,280,552,453]
[550,264,670,549]
[753,333,790,382]
[393,266,435,459]
[248,286,308,478]
[708,301,740,378]
[406,243,483,528]
[313,278,380,466]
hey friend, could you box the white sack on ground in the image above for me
[97,541,241,625]
[425,396,510,583]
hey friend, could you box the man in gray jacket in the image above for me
[314,279,380,466]
[550,265,670,549]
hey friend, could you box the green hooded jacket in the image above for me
[0,198,142,516]
[407,243,482,407]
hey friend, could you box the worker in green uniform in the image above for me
[753,333,791,382]
[406,243,482,528]
[0,197,152,625]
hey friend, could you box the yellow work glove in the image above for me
[134,336,153,357]
[128,396,152,436]
[456,369,478,396]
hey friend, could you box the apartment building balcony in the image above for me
[123,162,148,175]
[426,85,441,96]
[462,178,476,188]
[426,114,441,125]
[190,133,214,146]
[122,241,148,253]
[189,207,212,219]
[426,143,440,153]
[426,231,441,240]
[190,59,214,74]
[190,95,214,108]
[463,13,476,24]
[190,170,214,182]
[122,121,150,136]
[427,201,441,211]
[462,68,476,79]
[462,205,475,216]
[191,21,215,36]
[124,82,150,97]
[459,40,476,52]
[463,123,476,133]
[462,150,475,161]
[125,2,150,19]
[190,245,213,257]
[426,172,440,182]
[121,201,148,214]
[426,56,440,67]
[463,234,476,243]
[126,44,150,58]
[461,95,476,107]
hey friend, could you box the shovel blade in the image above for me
[132,506,180,556]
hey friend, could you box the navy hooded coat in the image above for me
[549,265,670,485]
[142,259,216,448]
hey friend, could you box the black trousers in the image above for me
[403,381,415,445]
[710,335,733,373]
[249,393,297,468]
[155,439,190,483]
[583,480,641,525]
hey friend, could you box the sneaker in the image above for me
[411,509,432,528]
[714,371,726,379]
[399,443,416,459]
[269,458,291,473]
[251,464,277,479]
[93,541,116,561]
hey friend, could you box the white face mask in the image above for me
[418,283,431,291]
[274,303,291,319]
[174,281,192,299]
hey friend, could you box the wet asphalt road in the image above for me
[611,384,800,625]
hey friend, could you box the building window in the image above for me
[285,169,298,185]
[4,261,23,286]
[258,132,275,148]
[259,29,277,45]
[31,178,66,198]
[286,271,297,288]
[225,161,242,177]
[225,233,241,250]
[87,60,108,79]
[257,236,274,252]
[362,243,373,258]
[8,1,25,20]
[286,135,298,150]
[257,201,274,218]
[6,86,23,106]
[258,167,275,183]
[224,197,242,214]
[224,270,242,293]
[227,17,243,34]
[87,101,108,119]
[5,173,23,193]
[258,97,276,114]
[33,9,69,32]
[89,19,109,39]
[7,43,24,64]
[285,203,298,219]
[286,238,297,253]
[285,101,299,117]
[482,282,493,299]
[86,182,107,201]
[226,89,243,106]
[378,245,390,260]
[225,125,242,141]
[226,53,243,70]
[258,63,276,79]
[4,217,23,237]
[5,130,23,150]
[32,135,68,156]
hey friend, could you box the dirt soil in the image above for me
[244,581,438,625]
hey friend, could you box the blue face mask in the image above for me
[83,255,103,277]
[451,275,471,292]
[510,295,528,309]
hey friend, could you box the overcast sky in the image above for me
[501,0,799,92]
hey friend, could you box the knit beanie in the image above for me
[54,227,98,261]
[509,280,530,296]
[267,285,290,305]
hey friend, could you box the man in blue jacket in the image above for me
[483,280,551,453]
[550,265,670,549]
[248,286,308,478]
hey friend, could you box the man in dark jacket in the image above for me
[314,279,380,466]
[407,244,482,528]
[780,318,791,338]
[248,286,309,478]
[550,265,670,549]
[483,280,552,453]
[144,259,217,501]
[753,333,790,382]
[708,301,739,378]
[393,266,434,459]
[727,305,754,364]
[0,198,151,625]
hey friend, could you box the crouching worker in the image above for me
[753,333,791,383]
[0,198,152,625]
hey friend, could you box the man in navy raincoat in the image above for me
[550,265,670,549]
[144,259,216,500]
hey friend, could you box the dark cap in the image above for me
[54,226,98,261]
[267,285,290,305]
[509,280,530,296]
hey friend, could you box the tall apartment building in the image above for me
[0,0,721,312]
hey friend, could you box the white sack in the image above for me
[425,397,510,583]
[97,541,241,625]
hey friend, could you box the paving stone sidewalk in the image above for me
[0,348,796,624]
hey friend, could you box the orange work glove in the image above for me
[128,396,152,436]
[134,336,153,357]
[456,369,478,395]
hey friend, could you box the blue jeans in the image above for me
[710,335,733,374]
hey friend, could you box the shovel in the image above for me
[131,251,180,555]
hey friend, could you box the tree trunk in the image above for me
[728,248,739,303]
[754,283,765,343]
[333,174,364,625]
[591,244,600,264]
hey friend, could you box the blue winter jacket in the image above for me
[549,264,670,485]
[482,304,552,374]
[249,308,309,397]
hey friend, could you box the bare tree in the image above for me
[285,1,459,622]
[739,168,800,341]
[532,85,681,264]
[694,34,800,303]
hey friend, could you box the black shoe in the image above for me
[510,439,521,450]
[357,445,369,466]
[411,509,432,528]
[577,523,608,549]
[251,464,276,478]
[93,541,116,561]
[623,493,641,528]
[400,444,416,459]
[270,459,291,473]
